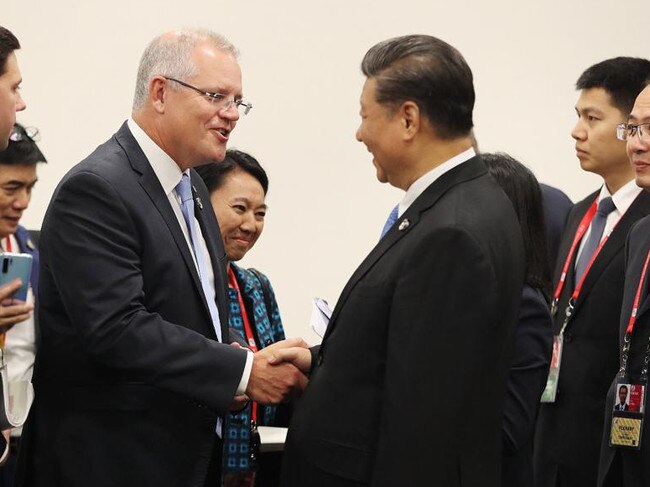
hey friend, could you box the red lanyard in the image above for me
[228,267,258,422]
[4,236,11,252]
[552,197,618,311]
[626,247,650,336]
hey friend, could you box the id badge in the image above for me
[541,335,563,403]
[609,381,646,450]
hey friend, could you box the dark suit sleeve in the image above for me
[42,171,247,411]
[502,285,553,454]
[371,226,520,486]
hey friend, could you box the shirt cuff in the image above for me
[236,349,254,395]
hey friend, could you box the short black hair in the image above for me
[0,26,20,77]
[361,34,474,139]
[0,124,46,165]
[482,152,551,295]
[194,149,268,195]
[576,57,650,114]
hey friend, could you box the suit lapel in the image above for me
[572,191,650,315]
[630,218,650,320]
[324,156,487,341]
[191,172,230,342]
[113,123,216,337]
[552,193,595,287]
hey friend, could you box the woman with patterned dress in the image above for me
[195,149,288,487]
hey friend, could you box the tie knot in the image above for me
[597,196,616,217]
[176,173,193,204]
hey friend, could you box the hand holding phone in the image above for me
[0,253,32,302]
[0,279,33,334]
[0,253,35,334]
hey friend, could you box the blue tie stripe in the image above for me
[380,205,400,239]
[176,173,223,437]
[176,173,223,342]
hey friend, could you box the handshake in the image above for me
[233,337,314,408]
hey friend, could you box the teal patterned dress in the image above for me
[224,264,286,473]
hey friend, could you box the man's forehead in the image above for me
[629,86,650,121]
[0,164,38,181]
[0,52,21,82]
[576,87,615,111]
[360,78,377,103]
[191,47,242,92]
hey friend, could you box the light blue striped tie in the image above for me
[380,205,399,239]
[176,173,223,436]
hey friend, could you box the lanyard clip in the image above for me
[565,298,575,320]
[550,298,558,318]
[623,334,632,353]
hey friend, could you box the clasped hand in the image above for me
[241,337,313,406]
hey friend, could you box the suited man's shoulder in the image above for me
[54,133,139,200]
[541,184,573,212]
[629,211,650,240]
[568,189,600,217]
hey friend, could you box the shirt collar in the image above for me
[127,118,188,196]
[398,147,476,217]
[598,178,642,216]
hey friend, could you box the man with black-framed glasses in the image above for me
[15,28,307,487]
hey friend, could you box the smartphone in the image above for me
[0,253,33,302]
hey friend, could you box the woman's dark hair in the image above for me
[194,149,268,195]
[482,152,551,296]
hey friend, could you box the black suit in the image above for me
[534,189,650,487]
[15,123,247,487]
[540,183,573,269]
[282,155,525,487]
[598,215,650,487]
[502,285,553,487]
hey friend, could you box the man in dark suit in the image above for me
[540,184,573,269]
[613,385,629,411]
[14,29,306,487]
[598,83,650,487]
[534,57,650,487]
[275,34,525,487]
[0,123,45,486]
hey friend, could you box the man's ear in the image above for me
[150,76,167,114]
[401,101,420,140]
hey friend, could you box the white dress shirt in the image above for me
[398,148,476,217]
[127,119,252,395]
[575,179,642,264]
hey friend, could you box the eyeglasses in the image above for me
[616,122,650,141]
[9,126,40,142]
[163,77,252,116]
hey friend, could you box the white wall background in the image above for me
[3,0,645,342]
